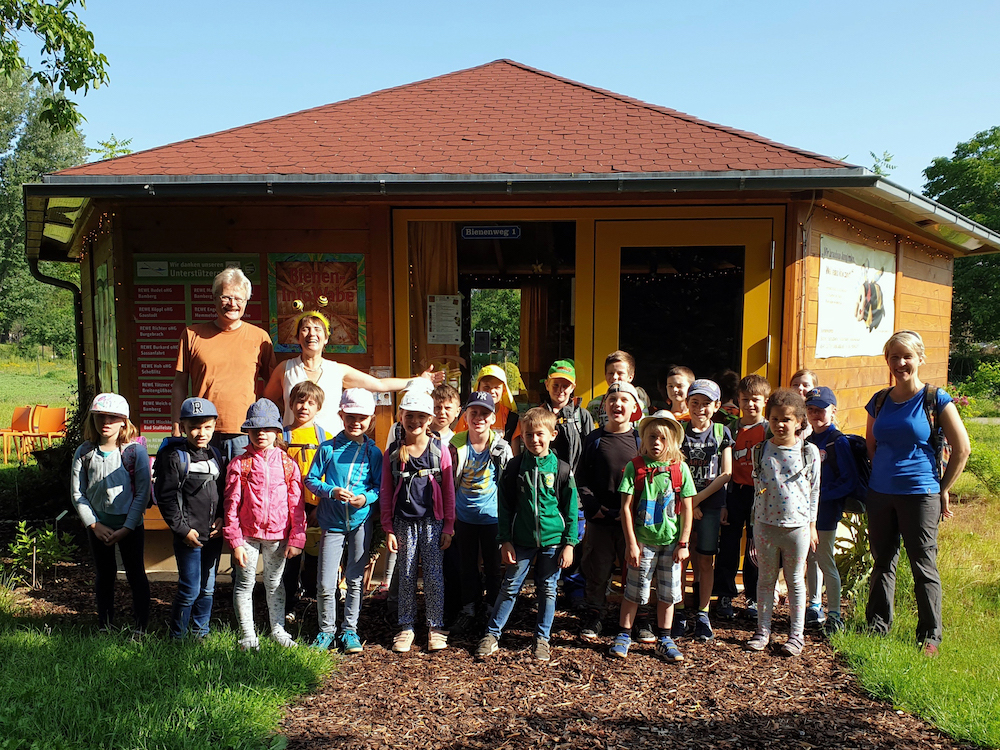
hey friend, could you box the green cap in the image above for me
[546,359,576,385]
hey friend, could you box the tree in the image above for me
[923,127,1000,345]
[470,288,520,360]
[0,70,87,355]
[0,0,108,132]
[89,132,131,160]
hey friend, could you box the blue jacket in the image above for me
[806,427,857,530]
[304,433,382,532]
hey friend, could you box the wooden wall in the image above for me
[782,204,953,434]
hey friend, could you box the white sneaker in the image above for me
[393,629,415,653]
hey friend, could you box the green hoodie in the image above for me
[497,451,578,548]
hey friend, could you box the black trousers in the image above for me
[713,483,758,601]
[87,526,150,631]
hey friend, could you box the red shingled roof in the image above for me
[58,60,845,177]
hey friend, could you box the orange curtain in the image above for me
[519,280,548,403]
[408,222,461,378]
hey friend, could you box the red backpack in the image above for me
[631,455,684,514]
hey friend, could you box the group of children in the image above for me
[70,348,862,662]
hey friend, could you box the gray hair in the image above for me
[212,267,252,300]
[883,330,925,360]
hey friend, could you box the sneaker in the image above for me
[533,637,551,662]
[371,582,390,601]
[285,611,297,625]
[655,635,684,663]
[609,632,631,659]
[746,630,770,651]
[636,623,657,644]
[340,630,363,654]
[311,632,335,651]
[824,613,845,635]
[781,635,804,656]
[239,638,261,652]
[745,600,758,620]
[271,628,297,648]
[475,634,499,660]
[716,596,734,620]
[670,611,688,640]
[805,605,827,629]
[693,611,714,642]
[448,611,475,637]
[427,627,449,652]
[580,611,603,642]
[392,629,415,653]
[922,640,939,657]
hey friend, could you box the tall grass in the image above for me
[0,600,334,749]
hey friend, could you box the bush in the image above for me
[955,360,1000,400]
[5,520,78,587]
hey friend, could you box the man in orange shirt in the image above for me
[171,268,277,459]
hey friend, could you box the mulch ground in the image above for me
[12,564,978,750]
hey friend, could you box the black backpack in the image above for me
[151,436,223,506]
[821,430,871,515]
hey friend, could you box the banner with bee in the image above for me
[814,235,895,358]
[267,253,367,353]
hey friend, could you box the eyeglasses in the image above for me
[219,295,246,305]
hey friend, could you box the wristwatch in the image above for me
[677,542,689,549]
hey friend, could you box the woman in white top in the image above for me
[264,311,441,434]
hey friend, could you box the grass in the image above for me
[0,356,76,436]
[0,594,335,750]
[833,422,1000,748]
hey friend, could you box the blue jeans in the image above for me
[317,519,373,635]
[170,536,223,638]
[487,544,562,641]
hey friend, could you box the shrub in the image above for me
[5,520,78,587]
[956,360,1000,400]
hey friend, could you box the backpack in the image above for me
[751,440,819,506]
[820,430,870,515]
[452,430,510,480]
[631,455,684,515]
[390,437,444,494]
[283,424,328,452]
[152,436,223,507]
[236,449,298,493]
[873,384,950,480]
[81,437,149,506]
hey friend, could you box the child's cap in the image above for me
[638,409,685,446]
[687,379,722,402]
[90,393,129,419]
[341,388,376,416]
[465,391,495,414]
[606,381,639,401]
[474,364,514,409]
[399,390,435,416]
[546,359,576,385]
[401,377,435,395]
[805,386,837,409]
[241,398,283,432]
[180,397,218,420]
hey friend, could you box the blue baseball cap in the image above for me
[805,386,837,409]
[687,379,722,402]
[180,397,218,420]
[465,391,496,413]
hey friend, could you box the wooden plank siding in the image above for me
[782,206,954,434]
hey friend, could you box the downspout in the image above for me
[27,257,86,401]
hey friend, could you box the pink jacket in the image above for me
[380,437,456,536]
[224,445,307,550]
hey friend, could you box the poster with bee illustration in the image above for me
[814,235,895,358]
[267,253,367,353]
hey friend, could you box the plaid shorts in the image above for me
[624,541,681,604]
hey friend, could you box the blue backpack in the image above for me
[822,430,871,515]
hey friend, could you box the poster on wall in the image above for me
[814,235,896,358]
[131,253,262,451]
[427,294,462,345]
[268,254,367,354]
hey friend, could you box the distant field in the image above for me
[0,357,76,441]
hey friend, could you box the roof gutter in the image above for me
[27,257,86,401]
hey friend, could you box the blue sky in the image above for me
[53,0,1000,194]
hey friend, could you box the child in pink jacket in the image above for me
[224,398,306,650]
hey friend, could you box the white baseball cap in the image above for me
[340,388,376,416]
[90,393,130,419]
[399,390,435,415]
[401,377,435,395]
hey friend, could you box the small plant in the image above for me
[6,520,78,587]
[836,512,873,621]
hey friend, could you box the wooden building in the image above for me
[23,61,1000,566]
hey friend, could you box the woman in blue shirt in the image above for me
[864,330,970,655]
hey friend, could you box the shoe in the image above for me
[693,612,714,642]
[745,600,758,620]
[580,611,603,642]
[271,628,297,648]
[671,611,688,640]
[922,640,939,657]
[448,611,475,637]
[717,596,734,620]
[746,631,770,651]
[609,632,631,659]
[392,629,415,653]
[533,637,551,662]
[311,632,335,651]
[239,638,261,652]
[805,605,827,629]
[636,623,656,644]
[340,630,363,654]
[824,613,845,635]
[428,627,449,652]
[285,611,297,624]
[371,582,390,600]
[655,635,684,663]
[781,635,804,657]
[475,634,499,660]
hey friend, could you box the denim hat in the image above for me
[241,398,283,432]
[91,393,129,419]
[805,386,837,409]
[465,391,496,413]
[687,379,722,403]
[180,397,218,420]
[340,388,376,416]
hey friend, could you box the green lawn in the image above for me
[833,423,1000,748]
[0,356,76,437]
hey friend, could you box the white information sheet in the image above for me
[427,294,462,346]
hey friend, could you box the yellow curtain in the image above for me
[408,222,461,380]
[519,281,548,403]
